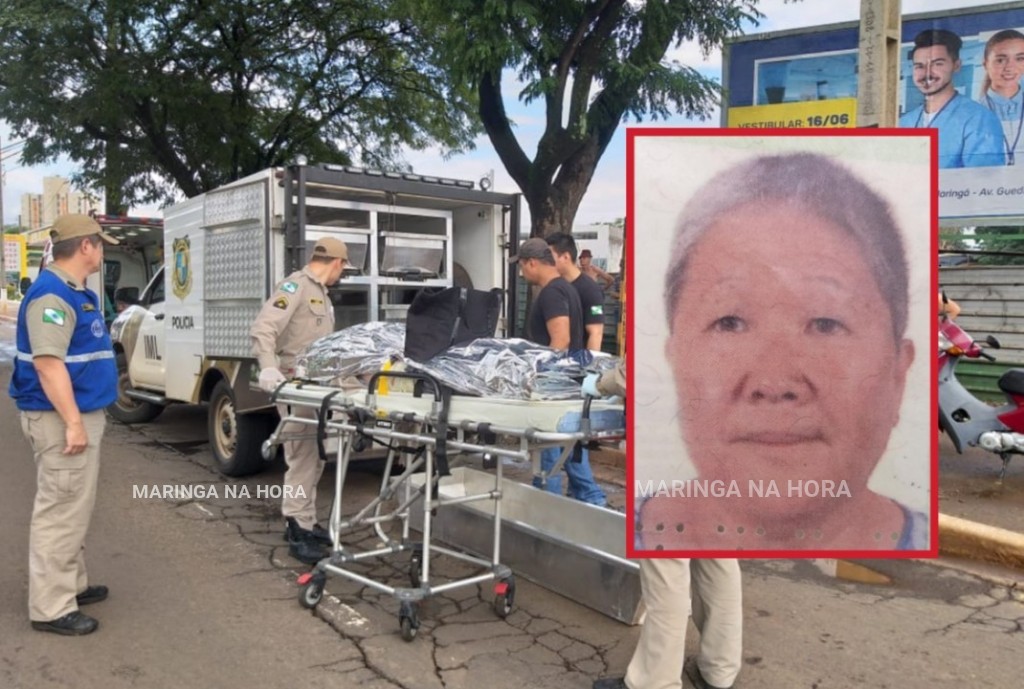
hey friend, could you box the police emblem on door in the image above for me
[172,236,193,300]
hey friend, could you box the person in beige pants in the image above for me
[250,237,348,564]
[585,364,743,689]
[9,214,121,636]
[622,558,743,689]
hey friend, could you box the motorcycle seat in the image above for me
[997,369,1024,396]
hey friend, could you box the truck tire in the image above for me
[208,379,274,477]
[107,352,164,424]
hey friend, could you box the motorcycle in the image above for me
[939,315,1024,480]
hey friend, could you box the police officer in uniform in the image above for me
[10,214,119,636]
[250,237,348,564]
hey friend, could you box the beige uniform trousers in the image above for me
[625,558,743,689]
[21,409,105,622]
[276,403,325,530]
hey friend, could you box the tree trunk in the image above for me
[104,143,126,216]
[526,136,602,237]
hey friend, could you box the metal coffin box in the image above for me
[380,231,445,278]
[409,467,643,625]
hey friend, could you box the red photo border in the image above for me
[624,127,940,560]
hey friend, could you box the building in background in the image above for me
[571,221,624,273]
[18,175,99,229]
[19,193,41,230]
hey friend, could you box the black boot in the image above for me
[32,611,99,636]
[309,523,332,545]
[284,518,331,544]
[285,518,327,565]
[75,585,109,606]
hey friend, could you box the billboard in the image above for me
[2,233,27,282]
[724,3,1024,224]
[727,97,857,128]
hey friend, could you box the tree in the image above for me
[0,0,479,211]
[954,228,1024,266]
[409,0,762,236]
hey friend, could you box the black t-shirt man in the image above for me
[530,277,585,350]
[572,273,605,332]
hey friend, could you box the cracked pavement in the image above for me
[1,352,1023,687]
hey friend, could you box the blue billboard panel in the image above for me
[725,4,1024,223]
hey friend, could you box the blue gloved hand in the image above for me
[581,372,601,398]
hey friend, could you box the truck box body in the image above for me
[111,164,521,475]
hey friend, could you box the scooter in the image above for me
[939,316,1024,480]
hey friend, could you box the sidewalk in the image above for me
[592,444,1024,574]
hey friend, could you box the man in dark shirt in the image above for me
[546,233,605,351]
[510,237,606,506]
[511,237,584,349]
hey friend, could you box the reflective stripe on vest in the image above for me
[8,269,118,412]
[16,350,115,364]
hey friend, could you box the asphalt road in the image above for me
[1,317,1023,688]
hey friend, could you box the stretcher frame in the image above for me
[261,370,625,641]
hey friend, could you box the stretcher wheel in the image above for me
[398,600,420,642]
[409,551,422,588]
[399,615,418,641]
[493,578,515,619]
[298,575,325,609]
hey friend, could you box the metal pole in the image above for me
[1,129,7,295]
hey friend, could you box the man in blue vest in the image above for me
[9,214,119,636]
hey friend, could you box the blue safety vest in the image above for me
[9,269,118,413]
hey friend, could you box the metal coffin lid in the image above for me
[308,230,369,274]
[379,231,445,278]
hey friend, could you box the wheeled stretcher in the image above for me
[262,370,626,640]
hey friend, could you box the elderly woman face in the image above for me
[665,200,914,502]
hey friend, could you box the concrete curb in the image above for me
[592,450,1024,572]
[939,512,1024,570]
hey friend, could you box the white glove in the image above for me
[581,373,601,398]
[259,367,287,393]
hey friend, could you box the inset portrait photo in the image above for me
[627,130,937,558]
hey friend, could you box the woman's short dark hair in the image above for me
[664,152,908,341]
[51,234,102,261]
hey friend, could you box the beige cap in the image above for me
[312,236,348,260]
[51,214,119,245]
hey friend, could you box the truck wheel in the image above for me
[107,352,164,424]
[208,380,273,477]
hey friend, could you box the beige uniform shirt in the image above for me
[250,267,334,374]
[596,362,625,398]
[25,265,88,360]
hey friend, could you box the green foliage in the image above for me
[942,226,1024,266]
[406,0,762,234]
[0,0,479,208]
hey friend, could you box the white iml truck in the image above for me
[109,162,522,476]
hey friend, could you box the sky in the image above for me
[0,0,1005,228]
